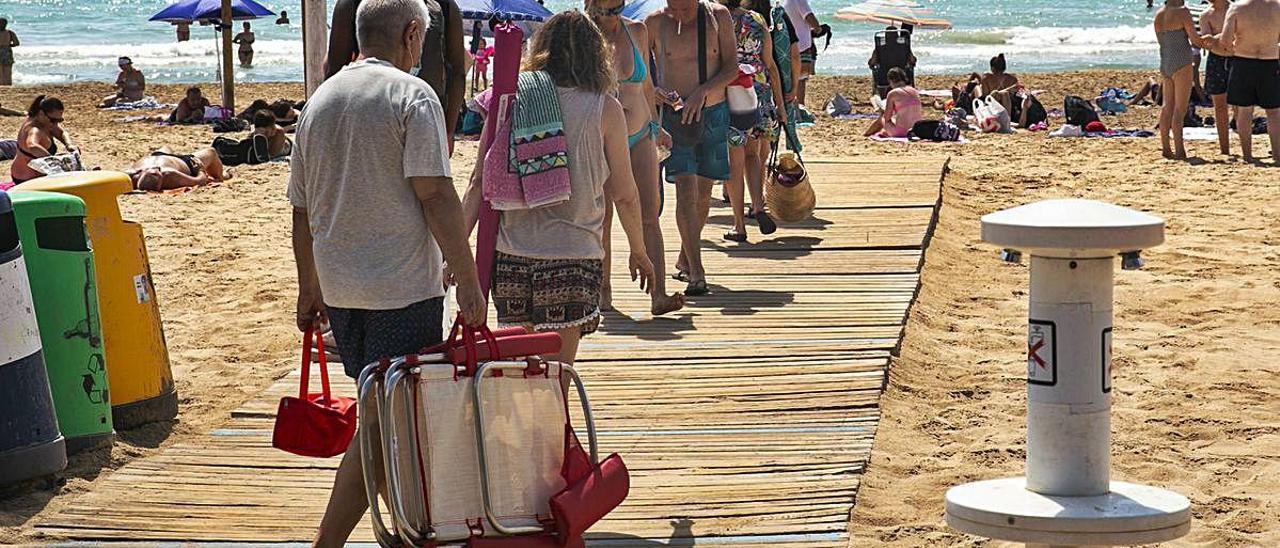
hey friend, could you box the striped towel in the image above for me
[511,71,571,208]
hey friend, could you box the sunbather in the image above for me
[864,67,922,138]
[125,146,230,191]
[250,111,292,158]
[170,86,211,124]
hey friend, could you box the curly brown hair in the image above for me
[524,10,616,95]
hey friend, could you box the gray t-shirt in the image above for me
[288,58,452,310]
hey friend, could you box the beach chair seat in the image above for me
[359,321,627,547]
[872,28,915,98]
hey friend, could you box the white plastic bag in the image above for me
[974,97,1011,133]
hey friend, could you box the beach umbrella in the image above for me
[622,0,665,20]
[835,0,952,30]
[149,0,275,22]
[455,0,553,23]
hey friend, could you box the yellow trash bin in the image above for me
[15,172,176,428]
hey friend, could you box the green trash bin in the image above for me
[8,191,113,453]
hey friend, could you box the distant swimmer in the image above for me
[277,11,291,25]
[233,22,255,67]
[176,21,191,42]
[1216,0,1280,163]
[0,18,19,86]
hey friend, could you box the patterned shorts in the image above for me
[493,251,602,335]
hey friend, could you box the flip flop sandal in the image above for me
[756,210,778,235]
[746,210,757,219]
[672,271,690,283]
[685,280,710,296]
[723,231,748,243]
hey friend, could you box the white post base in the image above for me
[945,477,1190,546]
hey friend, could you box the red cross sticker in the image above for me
[1029,338,1046,369]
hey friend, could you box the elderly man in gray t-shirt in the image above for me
[287,0,486,544]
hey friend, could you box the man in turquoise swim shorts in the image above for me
[646,0,739,296]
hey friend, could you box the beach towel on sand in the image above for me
[510,70,571,209]
[101,97,172,111]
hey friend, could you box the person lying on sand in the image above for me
[170,86,211,123]
[250,111,292,158]
[0,101,21,117]
[125,146,230,191]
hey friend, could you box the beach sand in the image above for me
[0,72,1276,545]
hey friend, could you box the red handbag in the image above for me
[272,327,357,458]
[550,453,630,544]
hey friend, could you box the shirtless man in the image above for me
[126,147,231,191]
[234,23,256,67]
[1217,0,1280,163]
[1200,0,1235,155]
[646,0,739,297]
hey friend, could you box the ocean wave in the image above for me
[934,26,1157,47]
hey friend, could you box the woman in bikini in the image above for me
[1154,0,1212,160]
[125,146,231,191]
[10,95,71,185]
[864,67,922,138]
[100,57,146,108]
[588,0,684,316]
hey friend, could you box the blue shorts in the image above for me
[326,297,445,379]
[664,101,730,183]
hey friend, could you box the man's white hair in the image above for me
[356,0,430,55]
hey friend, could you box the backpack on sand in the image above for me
[1064,95,1100,127]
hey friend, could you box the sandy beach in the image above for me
[1,71,1276,545]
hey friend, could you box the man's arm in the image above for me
[291,208,326,332]
[1218,5,1239,54]
[411,176,488,325]
[686,5,741,123]
[8,32,18,47]
[324,0,358,80]
[804,13,820,32]
[444,0,467,155]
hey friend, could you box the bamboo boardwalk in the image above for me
[35,156,948,546]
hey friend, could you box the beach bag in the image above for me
[973,97,1010,133]
[728,69,760,131]
[825,93,853,117]
[272,327,357,458]
[213,135,271,166]
[1064,95,1100,127]
[909,120,960,142]
[765,145,816,223]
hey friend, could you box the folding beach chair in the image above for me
[871,28,915,99]
[358,320,629,547]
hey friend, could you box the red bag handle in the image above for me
[446,314,500,374]
[299,327,332,403]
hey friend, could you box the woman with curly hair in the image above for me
[464,10,655,363]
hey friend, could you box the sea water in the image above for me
[0,0,1163,85]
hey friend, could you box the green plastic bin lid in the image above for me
[8,190,88,218]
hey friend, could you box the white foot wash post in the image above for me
[944,199,1191,547]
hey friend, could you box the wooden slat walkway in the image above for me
[34,156,948,546]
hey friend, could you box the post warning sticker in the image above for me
[1102,327,1113,393]
[1027,320,1057,386]
[133,274,150,304]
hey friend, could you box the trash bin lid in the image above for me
[7,190,87,219]
[15,171,132,208]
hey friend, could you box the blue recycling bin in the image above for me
[0,189,68,485]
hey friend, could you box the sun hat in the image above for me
[118,57,132,67]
